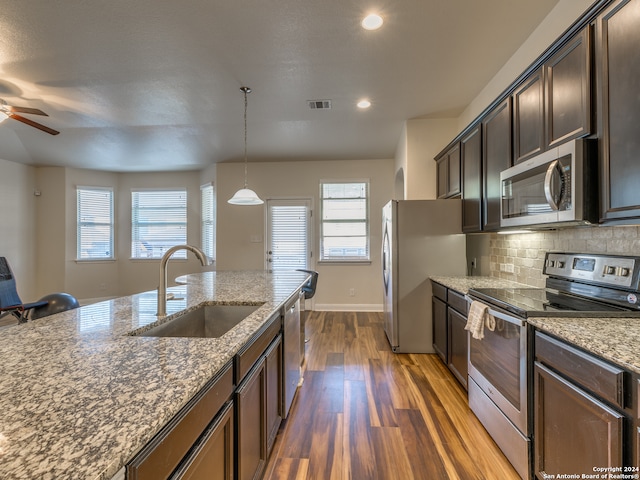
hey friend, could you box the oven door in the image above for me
[468,303,529,435]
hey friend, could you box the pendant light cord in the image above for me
[241,86,251,189]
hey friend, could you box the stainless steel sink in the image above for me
[136,304,263,338]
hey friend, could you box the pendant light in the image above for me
[228,86,264,205]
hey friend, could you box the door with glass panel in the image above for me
[266,199,312,272]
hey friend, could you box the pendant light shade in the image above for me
[228,86,263,205]
[228,187,263,205]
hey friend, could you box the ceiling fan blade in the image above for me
[7,106,48,116]
[9,114,60,135]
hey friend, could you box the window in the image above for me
[77,187,114,260]
[320,180,370,262]
[201,183,216,260]
[131,190,187,259]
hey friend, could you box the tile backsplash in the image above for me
[488,225,640,287]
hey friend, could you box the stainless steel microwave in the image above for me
[500,138,598,229]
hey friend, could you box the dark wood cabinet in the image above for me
[533,331,638,475]
[534,362,624,475]
[513,68,544,164]
[127,363,235,480]
[170,402,235,480]
[597,0,640,222]
[265,334,283,454]
[545,27,592,149]
[461,125,483,232]
[432,295,447,364]
[236,330,283,480]
[237,357,267,480]
[431,281,468,390]
[447,306,468,389]
[436,143,461,199]
[482,98,512,231]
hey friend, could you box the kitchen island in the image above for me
[0,270,309,480]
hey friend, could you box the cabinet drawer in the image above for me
[535,331,625,408]
[448,290,468,315]
[127,362,234,480]
[432,282,447,302]
[235,312,281,383]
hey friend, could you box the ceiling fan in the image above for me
[0,99,60,135]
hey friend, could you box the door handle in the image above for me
[543,160,563,211]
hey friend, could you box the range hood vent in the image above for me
[308,99,332,110]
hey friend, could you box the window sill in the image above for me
[75,258,116,263]
[318,260,371,266]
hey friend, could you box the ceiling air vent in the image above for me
[308,99,332,110]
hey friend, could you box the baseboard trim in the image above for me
[313,303,383,312]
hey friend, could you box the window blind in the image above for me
[320,181,370,261]
[131,190,187,259]
[269,204,308,271]
[201,184,215,260]
[77,187,114,260]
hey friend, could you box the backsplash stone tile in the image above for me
[489,225,640,287]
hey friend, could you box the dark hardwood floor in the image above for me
[264,311,520,480]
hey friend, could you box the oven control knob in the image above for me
[557,261,565,268]
[547,260,556,268]
[617,267,630,277]
[605,265,616,275]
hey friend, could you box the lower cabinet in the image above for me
[534,331,634,475]
[126,363,235,480]
[432,294,448,364]
[431,281,469,390]
[236,334,283,480]
[170,402,235,480]
[534,362,625,475]
[237,357,267,480]
[447,307,468,389]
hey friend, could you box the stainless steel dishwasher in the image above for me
[283,293,302,418]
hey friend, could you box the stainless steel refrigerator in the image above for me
[382,199,467,353]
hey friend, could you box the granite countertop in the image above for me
[0,270,309,480]
[431,275,640,375]
[430,275,530,295]
[527,316,640,375]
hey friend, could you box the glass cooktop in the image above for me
[468,287,635,318]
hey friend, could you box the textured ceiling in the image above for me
[0,0,560,172]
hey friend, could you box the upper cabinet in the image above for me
[513,27,592,164]
[513,68,545,163]
[482,98,512,231]
[597,0,640,222]
[545,28,592,149]
[436,143,461,199]
[461,125,483,233]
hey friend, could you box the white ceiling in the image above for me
[0,0,559,172]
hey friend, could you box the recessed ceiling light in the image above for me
[362,13,383,30]
[357,99,372,109]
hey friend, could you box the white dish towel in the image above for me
[465,300,490,340]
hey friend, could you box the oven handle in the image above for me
[543,159,562,211]
[468,297,527,327]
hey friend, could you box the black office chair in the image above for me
[0,257,48,323]
[297,269,319,299]
[296,269,318,350]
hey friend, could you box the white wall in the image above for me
[216,158,394,310]
[458,0,595,130]
[0,159,38,301]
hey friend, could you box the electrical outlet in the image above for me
[470,257,477,269]
[505,264,514,273]
[349,288,355,297]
